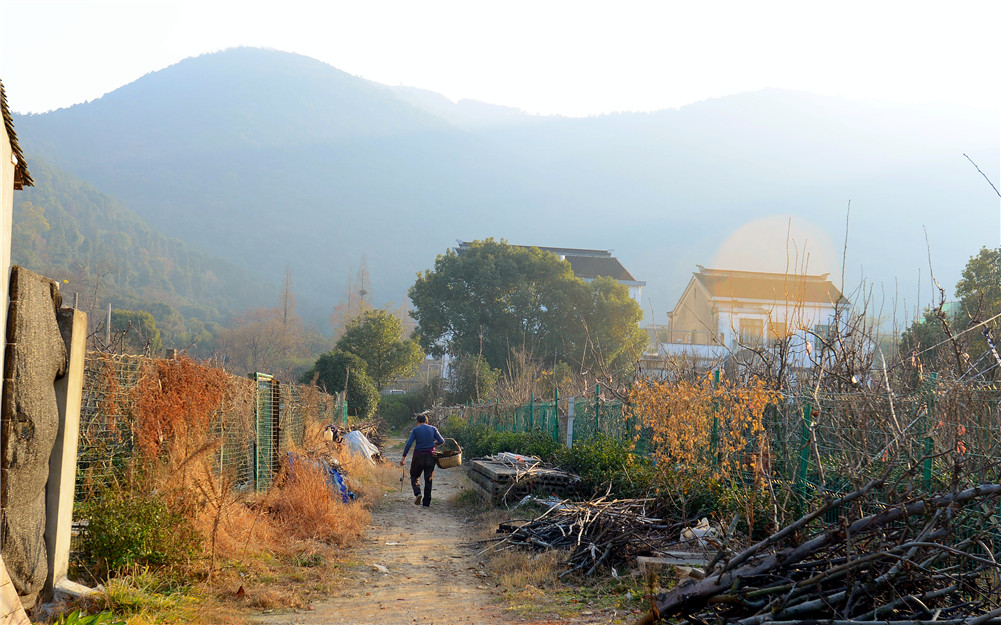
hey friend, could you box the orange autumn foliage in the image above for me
[628,374,780,483]
[131,355,231,465]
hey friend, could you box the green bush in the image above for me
[553,434,656,498]
[300,349,380,419]
[445,419,656,497]
[80,491,201,578]
[445,417,561,460]
[378,391,426,431]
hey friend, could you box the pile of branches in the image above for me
[352,420,384,447]
[489,496,682,577]
[642,480,1001,625]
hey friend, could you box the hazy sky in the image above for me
[2,0,1000,116]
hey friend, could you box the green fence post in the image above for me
[341,393,348,426]
[924,372,937,488]
[529,393,535,431]
[710,369,720,465]
[796,402,812,505]
[553,387,560,442]
[595,383,601,435]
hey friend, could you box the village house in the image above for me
[653,265,847,366]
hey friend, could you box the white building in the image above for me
[657,265,847,365]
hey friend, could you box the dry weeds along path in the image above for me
[251,448,625,625]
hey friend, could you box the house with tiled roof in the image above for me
[456,242,646,302]
[660,265,847,362]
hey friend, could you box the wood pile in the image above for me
[352,420,383,448]
[466,454,582,504]
[487,495,703,577]
[640,481,1001,625]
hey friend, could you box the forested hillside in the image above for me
[12,159,270,331]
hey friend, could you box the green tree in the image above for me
[956,246,1001,377]
[448,355,501,404]
[956,246,1001,326]
[109,309,162,355]
[336,309,425,391]
[408,239,646,380]
[558,276,647,380]
[899,246,1001,380]
[409,239,578,371]
[300,350,379,419]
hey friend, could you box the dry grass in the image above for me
[269,459,370,545]
[487,549,566,589]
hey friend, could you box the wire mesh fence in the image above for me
[76,353,339,503]
[451,376,1001,501]
[457,388,645,452]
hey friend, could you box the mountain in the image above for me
[13,47,1000,327]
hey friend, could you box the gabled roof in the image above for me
[1,79,32,189]
[562,255,637,281]
[457,241,643,284]
[693,265,845,305]
[532,246,612,258]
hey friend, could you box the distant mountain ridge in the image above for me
[13,47,999,326]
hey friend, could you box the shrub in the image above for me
[553,434,656,498]
[445,417,561,460]
[378,391,426,431]
[300,350,380,419]
[80,491,201,578]
[447,416,658,499]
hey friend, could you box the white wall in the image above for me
[1,121,14,405]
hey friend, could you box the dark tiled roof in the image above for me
[1,79,32,188]
[565,255,637,281]
[456,241,642,283]
[695,266,845,305]
[533,246,612,258]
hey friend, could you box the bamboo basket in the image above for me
[435,438,463,469]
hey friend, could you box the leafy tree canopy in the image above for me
[408,239,646,380]
[300,349,378,419]
[109,309,162,356]
[336,309,424,391]
[956,246,1001,325]
[900,246,1001,380]
[448,355,501,405]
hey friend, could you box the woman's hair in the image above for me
[416,414,428,424]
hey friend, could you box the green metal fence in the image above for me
[459,385,648,452]
[453,375,1001,503]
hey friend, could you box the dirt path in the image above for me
[252,445,516,625]
[249,437,636,625]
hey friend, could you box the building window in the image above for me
[813,324,831,350]
[739,318,764,345]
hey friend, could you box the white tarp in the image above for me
[344,430,380,464]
